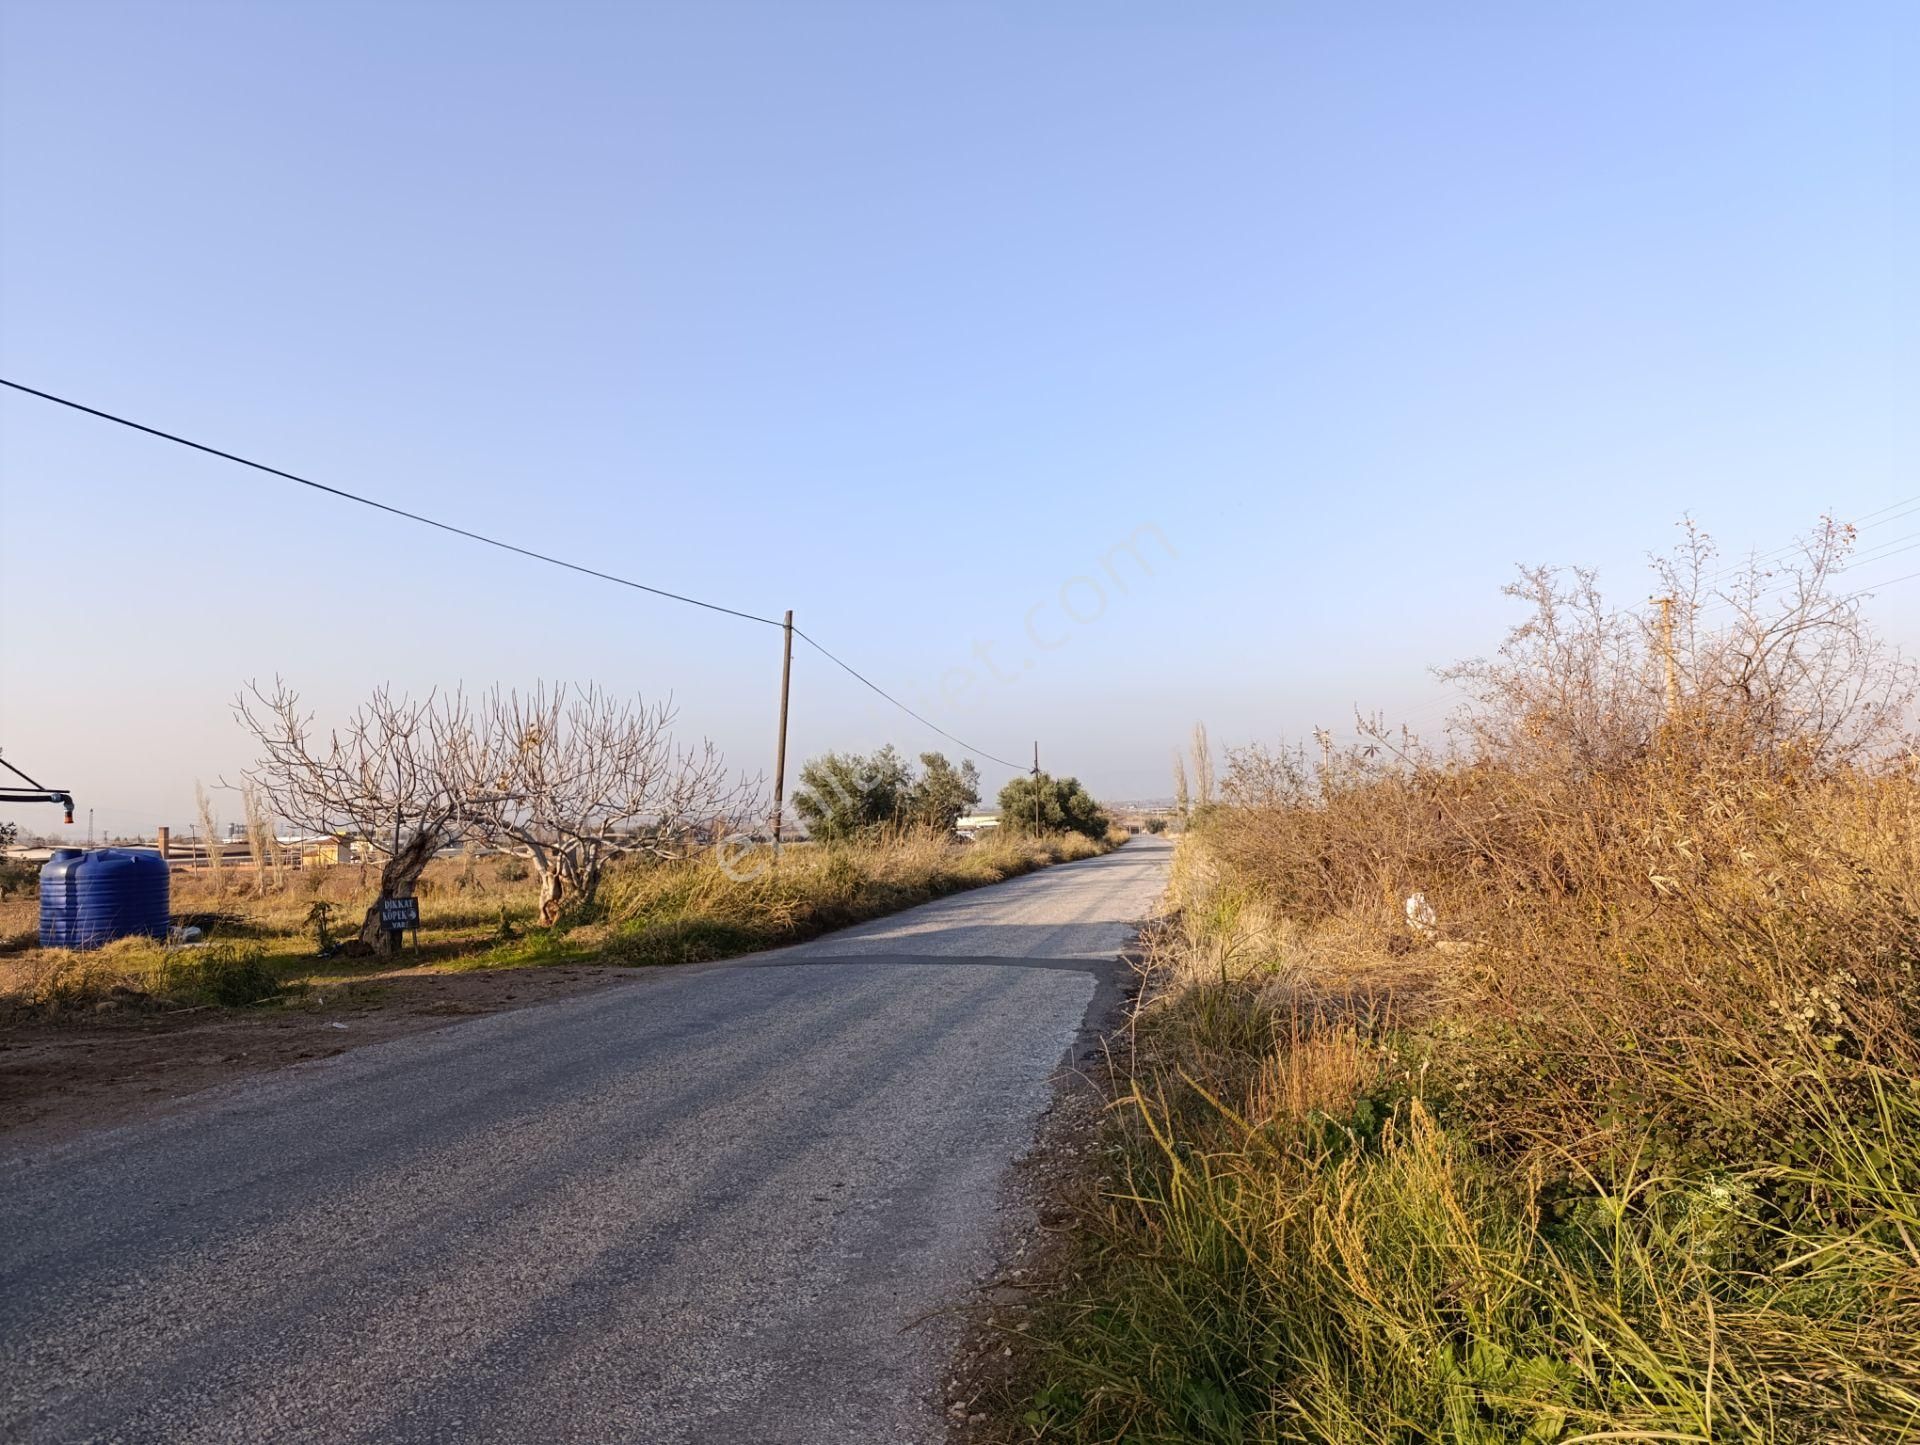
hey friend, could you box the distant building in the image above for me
[955,813,1000,832]
[300,836,354,867]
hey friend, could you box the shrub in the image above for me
[996,772,1110,840]
[1010,520,1920,1442]
[0,856,38,899]
[792,747,982,839]
[156,943,282,1007]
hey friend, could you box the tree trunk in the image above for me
[535,867,565,927]
[357,830,440,954]
[534,851,601,927]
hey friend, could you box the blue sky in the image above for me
[2,1,1915,835]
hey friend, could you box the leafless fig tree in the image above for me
[460,684,759,925]
[235,679,474,953]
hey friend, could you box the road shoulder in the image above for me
[939,929,1154,1440]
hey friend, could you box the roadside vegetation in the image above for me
[1003,520,1920,1443]
[997,771,1112,842]
[5,773,1126,1023]
[794,745,984,838]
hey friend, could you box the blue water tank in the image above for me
[38,848,172,950]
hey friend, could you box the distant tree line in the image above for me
[791,746,1110,844]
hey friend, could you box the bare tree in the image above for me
[462,684,759,925]
[1171,748,1191,819]
[1439,563,1654,772]
[235,679,473,954]
[242,783,274,897]
[1442,517,1916,772]
[194,782,223,894]
[1191,722,1215,809]
[1658,516,1915,764]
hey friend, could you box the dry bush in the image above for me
[590,824,1111,967]
[1017,521,1920,1443]
[1,937,280,1016]
[2,827,1116,998]
[194,781,222,897]
[241,783,280,896]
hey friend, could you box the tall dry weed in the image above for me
[1017,521,1920,1442]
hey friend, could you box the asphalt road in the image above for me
[0,834,1170,1444]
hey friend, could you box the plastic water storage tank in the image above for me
[38,848,172,950]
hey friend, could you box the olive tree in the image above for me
[996,772,1110,840]
[791,746,915,840]
[463,683,758,924]
[791,746,979,839]
[235,679,473,954]
[904,752,981,833]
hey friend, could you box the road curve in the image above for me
[0,835,1170,1444]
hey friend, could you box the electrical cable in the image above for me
[0,376,1033,769]
[1687,494,1920,589]
[0,377,784,627]
[792,629,1026,770]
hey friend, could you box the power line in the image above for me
[1695,535,1920,617]
[0,377,783,628]
[0,376,1032,770]
[1852,494,1920,527]
[793,629,1025,770]
[1846,567,1920,600]
[1692,494,1920,587]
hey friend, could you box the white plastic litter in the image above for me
[1405,892,1437,939]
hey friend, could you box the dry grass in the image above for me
[2,827,1119,1016]
[1010,743,1920,1442]
[1005,529,1920,1443]
[517,824,1112,967]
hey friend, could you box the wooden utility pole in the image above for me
[772,609,794,856]
[1655,595,1679,720]
[1031,741,1041,835]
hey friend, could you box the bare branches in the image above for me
[235,678,758,934]
[234,678,476,950]
[235,678,473,854]
[458,683,760,923]
[194,782,222,895]
[1191,723,1215,809]
[1656,517,1916,763]
[242,783,276,897]
[1440,517,1916,774]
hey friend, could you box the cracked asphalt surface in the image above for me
[0,835,1169,1444]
